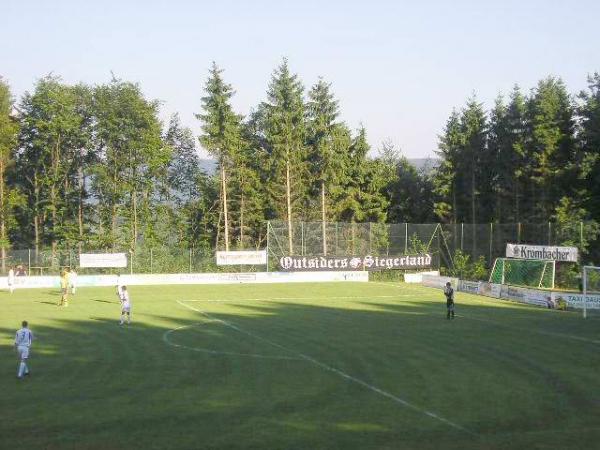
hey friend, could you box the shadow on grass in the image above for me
[1,290,599,450]
[90,298,117,304]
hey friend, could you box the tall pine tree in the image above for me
[261,59,308,253]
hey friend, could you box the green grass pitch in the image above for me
[1,281,599,449]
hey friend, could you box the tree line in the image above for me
[434,76,600,254]
[0,62,598,261]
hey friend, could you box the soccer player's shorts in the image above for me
[447,304,455,311]
[62,288,68,295]
[17,345,30,360]
[122,306,131,313]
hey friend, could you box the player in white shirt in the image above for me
[8,267,15,293]
[119,286,131,325]
[69,268,78,294]
[14,320,33,379]
[116,274,124,299]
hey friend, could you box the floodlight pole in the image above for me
[266,221,270,273]
[583,266,588,319]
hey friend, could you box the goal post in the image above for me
[489,257,555,289]
[582,265,600,319]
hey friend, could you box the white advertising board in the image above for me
[216,250,267,266]
[421,275,458,290]
[551,292,600,310]
[0,271,368,290]
[478,282,501,298]
[80,253,127,268]
[499,285,554,308]
[505,244,578,262]
[404,271,440,283]
[458,280,480,294]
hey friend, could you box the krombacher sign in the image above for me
[505,243,578,262]
[279,254,432,271]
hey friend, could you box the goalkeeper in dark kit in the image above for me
[444,282,455,319]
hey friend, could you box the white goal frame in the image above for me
[582,265,600,319]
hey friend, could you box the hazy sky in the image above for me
[2,0,599,158]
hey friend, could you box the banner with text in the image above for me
[499,285,554,308]
[551,292,600,310]
[458,280,480,294]
[279,254,432,271]
[216,250,267,266]
[80,253,127,268]
[505,244,578,262]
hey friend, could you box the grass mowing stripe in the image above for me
[183,294,415,303]
[377,282,600,344]
[177,299,475,435]
[456,314,600,345]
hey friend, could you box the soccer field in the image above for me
[1,282,599,450]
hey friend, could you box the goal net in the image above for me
[489,258,555,289]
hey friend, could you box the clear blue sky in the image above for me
[2,0,599,158]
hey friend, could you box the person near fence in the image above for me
[119,286,131,325]
[59,270,69,307]
[116,274,124,299]
[15,265,27,276]
[69,268,78,295]
[8,266,15,293]
[15,320,33,379]
[444,282,455,319]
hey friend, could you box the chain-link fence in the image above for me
[0,247,266,276]
[1,221,596,283]
[267,221,597,285]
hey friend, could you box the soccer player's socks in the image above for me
[18,362,26,377]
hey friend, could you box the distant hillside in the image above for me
[407,158,439,173]
[198,158,439,174]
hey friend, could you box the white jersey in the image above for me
[116,281,124,297]
[8,269,15,284]
[15,328,33,347]
[120,291,131,309]
[69,271,77,285]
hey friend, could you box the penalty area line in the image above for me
[176,299,474,435]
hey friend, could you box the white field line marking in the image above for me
[177,299,473,435]
[163,323,302,361]
[184,294,414,303]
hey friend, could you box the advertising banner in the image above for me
[0,271,368,290]
[479,282,501,298]
[499,285,554,308]
[216,250,267,266]
[404,271,440,283]
[421,275,458,290]
[458,280,480,294]
[80,253,127,268]
[505,244,578,262]
[278,254,432,272]
[551,292,600,309]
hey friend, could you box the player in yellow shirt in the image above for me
[59,270,69,307]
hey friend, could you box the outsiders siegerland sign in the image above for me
[505,243,578,262]
[279,254,432,271]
